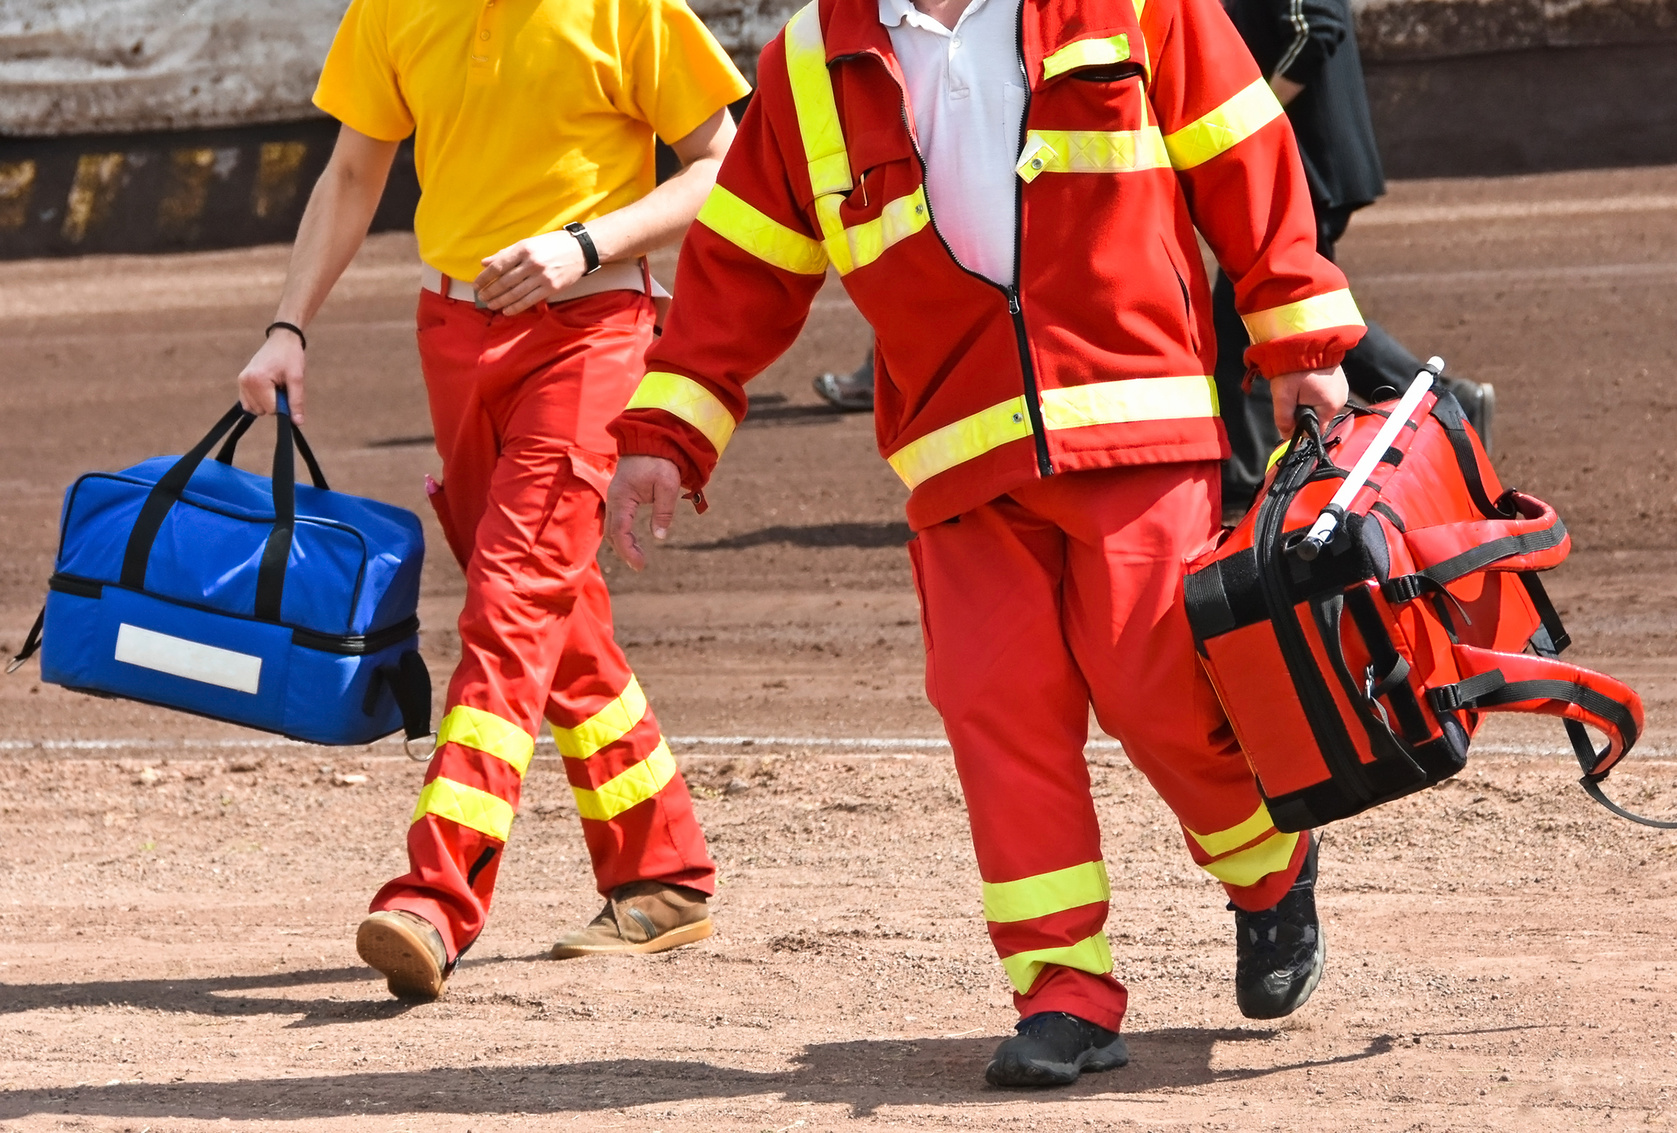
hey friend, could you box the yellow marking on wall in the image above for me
[253,141,309,221]
[156,148,217,238]
[62,153,125,244]
[0,160,37,230]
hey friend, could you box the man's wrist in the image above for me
[265,321,307,350]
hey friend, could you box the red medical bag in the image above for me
[1184,387,1651,831]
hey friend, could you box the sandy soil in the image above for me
[0,164,1675,1130]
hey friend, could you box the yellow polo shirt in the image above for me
[314,0,749,281]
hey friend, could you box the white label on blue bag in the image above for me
[113,623,263,695]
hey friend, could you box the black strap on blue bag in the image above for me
[120,398,307,622]
[214,410,330,490]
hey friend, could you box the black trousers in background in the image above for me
[1213,203,1426,514]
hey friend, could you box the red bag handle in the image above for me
[1387,492,1569,605]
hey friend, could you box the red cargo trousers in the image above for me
[371,286,716,961]
[908,462,1309,1032]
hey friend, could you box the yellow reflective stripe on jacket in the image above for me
[785,2,851,200]
[698,184,829,275]
[571,740,678,822]
[1016,128,1171,182]
[436,705,534,777]
[983,861,1111,924]
[886,377,1218,489]
[1241,288,1365,343]
[412,776,515,841]
[1187,801,1279,858]
[826,186,930,275]
[551,676,649,761]
[887,396,1033,489]
[1041,34,1131,82]
[998,932,1114,995]
[1199,830,1299,888]
[1162,78,1284,170]
[625,371,737,457]
[1042,375,1219,429]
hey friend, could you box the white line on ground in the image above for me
[2,735,1672,761]
[1356,194,1677,227]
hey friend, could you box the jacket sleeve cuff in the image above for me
[607,418,708,493]
[1244,325,1366,379]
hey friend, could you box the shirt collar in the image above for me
[878,0,992,33]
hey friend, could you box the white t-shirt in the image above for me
[878,0,1026,287]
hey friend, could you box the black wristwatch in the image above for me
[564,221,602,275]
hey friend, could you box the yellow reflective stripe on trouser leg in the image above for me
[1040,34,1131,82]
[1162,78,1284,170]
[696,184,829,275]
[982,861,1111,923]
[625,371,737,457]
[412,776,515,842]
[1187,800,1280,858]
[551,676,649,761]
[998,933,1114,995]
[436,705,534,777]
[571,740,678,822]
[1240,288,1365,343]
[1200,830,1300,888]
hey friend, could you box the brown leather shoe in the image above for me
[356,909,448,1000]
[551,881,714,959]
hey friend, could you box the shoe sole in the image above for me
[985,1034,1130,1088]
[1238,930,1327,1020]
[550,916,714,960]
[356,916,446,1000]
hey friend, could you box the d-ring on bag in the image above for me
[9,397,432,747]
[1183,362,1657,831]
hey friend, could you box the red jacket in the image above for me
[611,0,1365,529]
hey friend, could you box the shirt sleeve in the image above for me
[312,0,415,142]
[1271,0,1351,87]
[624,0,753,146]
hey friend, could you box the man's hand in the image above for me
[607,455,683,571]
[238,330,308,423]
[1270,365,1348,438]
[1270,74,1305,106]
[475,230,589,315]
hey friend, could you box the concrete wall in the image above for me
[1,0,1673,258]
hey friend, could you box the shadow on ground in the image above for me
[0,1028,1399,1120]
[685,521,912,551]
[0,968,410,1027]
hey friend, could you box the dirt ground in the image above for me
[1,164,1675,1131]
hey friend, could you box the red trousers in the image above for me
[372,288,716,960]
[909,462,1309,1032]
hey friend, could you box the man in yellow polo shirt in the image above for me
[236,0,750,1000]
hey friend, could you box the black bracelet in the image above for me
[563,221,603,276]
[265,321,307,350]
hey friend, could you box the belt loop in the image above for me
[639,257,652,297]
[438,272,451,297]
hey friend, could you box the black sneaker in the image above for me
[1232,832,1325,1020]
[985,1012,1130,1088]
[1436,376,1496,454]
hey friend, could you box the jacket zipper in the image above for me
[860,23,1055,480]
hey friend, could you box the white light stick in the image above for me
[1294,357,1445,561]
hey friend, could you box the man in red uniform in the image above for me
[236,0,750,1000]
[606,0,1363,1086]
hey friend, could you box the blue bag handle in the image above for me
[213,405,329,490]
[119,395,307,622]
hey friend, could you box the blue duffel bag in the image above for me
[8,398,432,746]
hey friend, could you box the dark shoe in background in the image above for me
[1435,375,1496,453]
[812,352,875,412]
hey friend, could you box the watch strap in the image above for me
[564,222,602,276]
